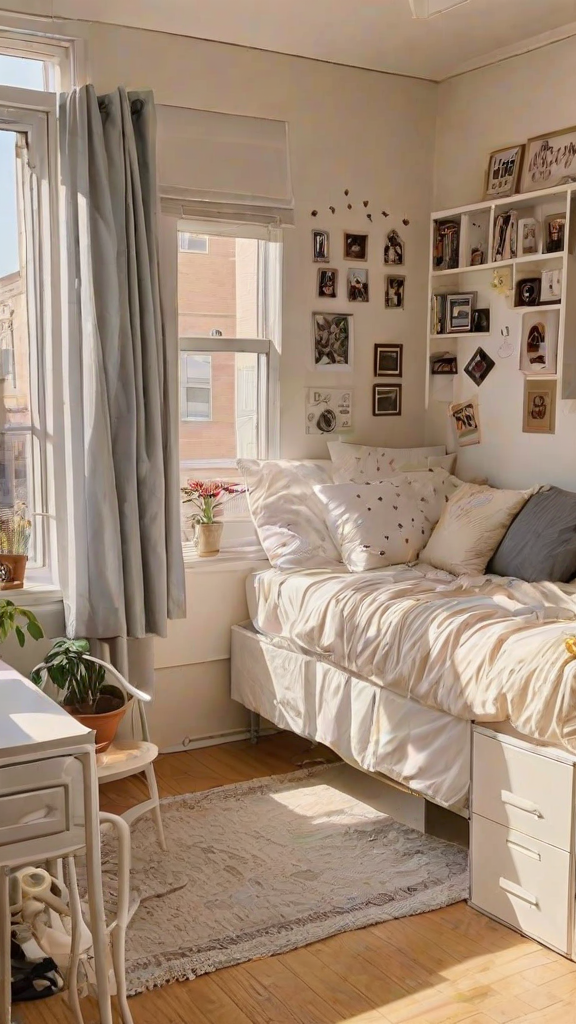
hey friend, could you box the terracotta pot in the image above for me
[196,522,223,557]
[0,553,27,590]
[66,696,131,753]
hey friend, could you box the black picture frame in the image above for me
[464,347,495,387]
[516,278,541,307]
[373,383,402,416]
[374,343,403,377]
[472,308,491,333]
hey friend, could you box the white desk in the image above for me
[0,661,112,1024]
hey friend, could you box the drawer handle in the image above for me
[501,790,543,818]
[506,839,541,861]
[499,877,539,908]
[16,807,56,826]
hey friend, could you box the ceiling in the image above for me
[10,0,576,80]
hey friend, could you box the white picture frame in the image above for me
[312,313,354,371]
[519,310,559,375]
[521,125,576,193]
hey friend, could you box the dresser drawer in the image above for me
[472,732,574,850]
[0,756,85,861]
[0,786,67,846]
[471,814,571,953]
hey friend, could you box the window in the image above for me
[180,352,211,421]
[179,232,209,254]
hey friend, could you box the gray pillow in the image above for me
[488,486,576,582]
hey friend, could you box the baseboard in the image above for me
[159,726,278,754]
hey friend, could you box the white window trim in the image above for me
[0,12,87,90]
[180,351,212,422]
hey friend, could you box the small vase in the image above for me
[196,522,223,557]
[0,553,27,590]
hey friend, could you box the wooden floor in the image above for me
[15,733,576,1024]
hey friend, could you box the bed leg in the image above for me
[249,711,261,744]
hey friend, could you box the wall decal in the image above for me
[311,209,318,217]
[402,218,410,226]
[382,211,389,217]
[329,206,336,214]
[363,200,369,208]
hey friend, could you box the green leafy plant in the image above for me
[30,638,112,714]
[0,599,44,648]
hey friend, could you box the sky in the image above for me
[0,55,45,280]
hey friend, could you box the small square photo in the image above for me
[347,269,369,302]
[317,268,338,298]
[373,383,402,416]
[344,232,368,261]
[385,276,405,309]
[374,343,403,377]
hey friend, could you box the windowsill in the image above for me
[1,581,63,606]
[183,540,269,573]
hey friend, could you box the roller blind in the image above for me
[157,104,294,226]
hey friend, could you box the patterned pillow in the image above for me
[314,471,463,572]
[420,482,538,576]
[237,459,342,569]
[327,441,447,483]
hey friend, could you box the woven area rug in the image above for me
[100,764,469,995]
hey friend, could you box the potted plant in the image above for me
[31,638,129,752]
[0,504,32,589]
[181,480,244,557]
[0,598,43,647]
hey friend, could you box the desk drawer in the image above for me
[471,814,571,953]
[472,732,573,850]
[0,786,66,845]
[0,756,84,860]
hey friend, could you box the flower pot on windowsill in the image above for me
[196,522,223,557]
[0,553,28,590]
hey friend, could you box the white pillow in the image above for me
[315,471,463,572]
[327,441,447,483]
[395,453,457,476]
[237,459,341,569]
[420,482,537,576]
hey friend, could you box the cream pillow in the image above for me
[420,482,537,576]
[327,441,447,483]
[237,459,342,569]
[396,454,457,475]
[315,471,463,572]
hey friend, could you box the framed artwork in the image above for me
[373,383,402,416]
[484,144,524,199]
[374,343,403,377]
[521,126,576,193]
[472,308,490,333]
[430,352,457,375]
[446,292,475,332]
[384,230,404,265]
[463,347,495,387]
[317,268,338,298]
[312,313,353,370]
[523,378,557,434]
[385,276,405,309]
[544,214,566,253]
[347,268,369,302]
[518,217,539,255]
[541,269,562,303]
[305,388,352,434]
[515,278,541,307]
[313,230,330,262]
[344,232,368,261]
[519,310,559,375]
[450,398,480,447]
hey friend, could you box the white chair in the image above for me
[32,655,166,852]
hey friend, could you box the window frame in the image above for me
[178,232,209,255]
[180,351,212,422]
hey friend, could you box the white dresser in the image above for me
[0,661,113,1024]
[470,722,576,958]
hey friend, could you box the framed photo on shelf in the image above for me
[313,230,330,262]
[344,232,368,261]
[484,144,524,199]
[312,313,353,370]
[544,214,566,254]
[446,292,475,332]
[430,352,457,375]
[373,383,402,416]
[519,310,559,375]
[515,278,541,307]
[521,126,576,193]
[523,378,557,434]
[463,347,495,387]
[541,269,562,303]
[472,308,490,333]
[317,268,338,298]
[374,343,403,377]
[518,218,539,255]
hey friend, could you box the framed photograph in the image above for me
[521,126,576,193]
[374,343,403,377]
[317,268,338,298]
[384,229,404,265]
[472,308,490,333]
[347,268,369,302]
[306,388,352,434]
[430,352,458,375]
[484,144,524,199]
[312,313,353,370]
[519,310,559,375]
[344,232,368,261]
[313,229,330,262]
[450,398,480,447]
[464,347,495,387]
[544,215,566,254]
[518,217,539,255]
[373,383,402,417]
[446,292,475,332]
[385,276,405,309]
[523,378,557,434]
[515,278,541,307]
[541,269,562,303]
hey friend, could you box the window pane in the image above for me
[178,232,260,339]
[179,232,209,254]
[179,351,259,471]
[0,54,45,91]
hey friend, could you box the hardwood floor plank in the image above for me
[242,955,341,1023]
[281,945,378,1018]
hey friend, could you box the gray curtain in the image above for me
[58,85,185,656]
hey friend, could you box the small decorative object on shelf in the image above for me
[450,397,481,447]
[347,268,369,302]
[181,480,244,558]
[541,268,562,303]
[520,311,559,375]
[516,277,541,307]
[373,383,402,416]
[312,229,330,262]
[491,266,512,296]
[430,352,457,375]
[523,378,557,434]
[433,219,459,270]
[384,229,404,265]
[446,292,476,332]
[0,504,31,590]
[344,232,368,261]
[385,275,405,309]
[521,125,576,193]
[544,214,566,253]
[484,144,524,199]
[374,343,403,377]
[518,217,539,255]
[469,246,484,266]
[317,268,338,298]
[464,347,495,387]
[431,293,446,334]
[472,308,491,333]
[492,210,518,261]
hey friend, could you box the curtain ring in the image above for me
[131,98,144,116]
[98,97,108,113]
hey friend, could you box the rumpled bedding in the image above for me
[251,563,576,751]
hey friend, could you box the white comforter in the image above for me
[251,563,576,751]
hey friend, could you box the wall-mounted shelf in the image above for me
[430,332,490,339]
[431,251,564,278]
[513,304,561,314]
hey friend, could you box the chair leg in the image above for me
[99,813,133,1024]
[65,856,85,1024]
[250,710,261,744]
[144,763,167,851]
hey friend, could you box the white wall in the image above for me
[431,35,576,489]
